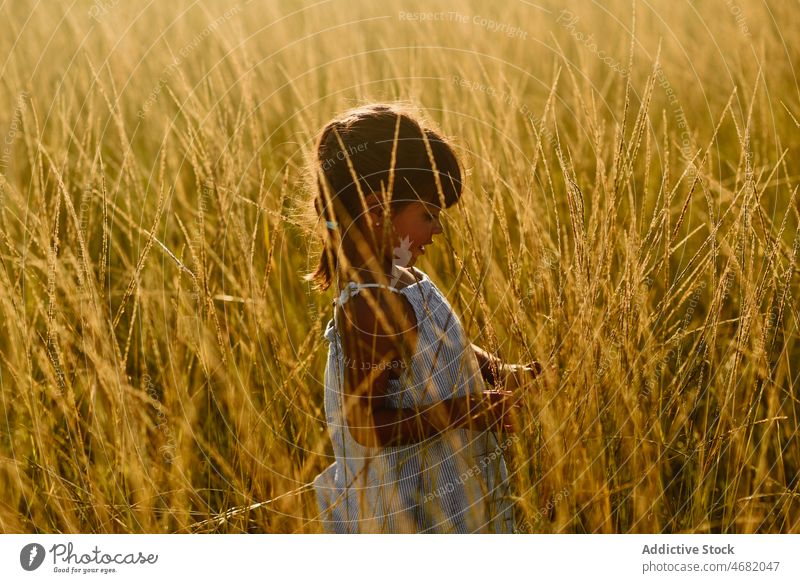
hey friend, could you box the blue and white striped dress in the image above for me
[313,266,514,533]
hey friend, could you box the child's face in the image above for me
[385,200,443,265]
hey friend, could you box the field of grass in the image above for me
[0,0,798,533]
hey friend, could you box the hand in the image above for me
[480,389,522,433]
[500,361,543,390]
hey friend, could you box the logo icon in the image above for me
[390,235,413,287]
[20,543,46,571]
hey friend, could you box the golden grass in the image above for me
[0,0,797,533]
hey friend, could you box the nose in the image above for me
[432,216,443,235]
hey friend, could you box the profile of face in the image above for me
[365,196,444,267]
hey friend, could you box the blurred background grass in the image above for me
[0,0,798,533]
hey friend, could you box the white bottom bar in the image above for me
[2,534,797,582]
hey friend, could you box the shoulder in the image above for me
[340,287,417,337]
[337,287,418,362]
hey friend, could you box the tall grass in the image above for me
[0,0,797,533]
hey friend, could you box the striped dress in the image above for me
[312,266,514,533]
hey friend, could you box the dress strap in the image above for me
[333,282,402,308]
[331,282,404,333]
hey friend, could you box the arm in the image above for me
[471,343,543,388]
[353,390,510,447]
[471,342,503,386]
[340,293,518,448]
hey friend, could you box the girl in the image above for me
[305,103,540,533]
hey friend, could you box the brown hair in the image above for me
[303,103,464,291]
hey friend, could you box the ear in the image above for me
[364,193,385,227]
